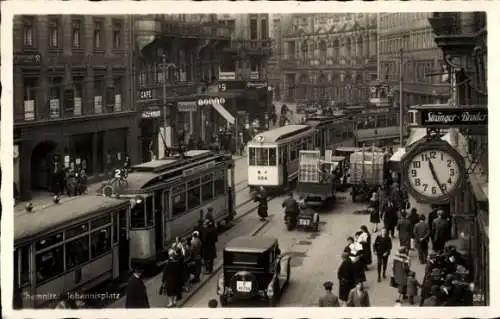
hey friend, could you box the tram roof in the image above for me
[15,195,130,242]
[225,236,278,253]
[250,125,311,144]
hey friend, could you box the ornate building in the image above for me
[281,13,378,105]
[379,13,449,107]
[13,15,136,200]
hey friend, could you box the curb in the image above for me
[178,218,271,307]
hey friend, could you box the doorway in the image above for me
[30,141,57,190]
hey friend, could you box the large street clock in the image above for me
[401,137,465,203]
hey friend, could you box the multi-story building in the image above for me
[281,13,378,105]
[267,14,292,101]
[379,13,449,107]
[133,14,231,162]
[429,11,488,305]
[13,15,136,200]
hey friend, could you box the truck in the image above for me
[349,149,386,202]
[296,150,337,208]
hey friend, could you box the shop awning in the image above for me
[389,148,406,162]
[212,100,235,125]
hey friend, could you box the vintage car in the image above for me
[217,236,291,306]
[296,206,320,232]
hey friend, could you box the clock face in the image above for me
[407,149,461,198]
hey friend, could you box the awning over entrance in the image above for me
[197,90,246,126]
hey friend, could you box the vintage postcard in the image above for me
[0,1,496,319]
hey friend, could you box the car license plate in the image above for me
[299,219,310,226]
[236,281,252,293]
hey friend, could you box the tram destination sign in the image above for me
[409,105,488,128]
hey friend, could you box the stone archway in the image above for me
[30,141,58,191]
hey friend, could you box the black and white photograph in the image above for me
[1,2,494,318]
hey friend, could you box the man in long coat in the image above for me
[201,219,218,273]
[125,267,150,308]
[413,214,430,264]
[396,210,412,250]
[382,201,398,238]
[431,210,449,252]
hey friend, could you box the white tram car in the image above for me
[247,125,315,192]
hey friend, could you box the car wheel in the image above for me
[219,295,228,306]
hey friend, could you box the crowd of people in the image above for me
[125,207,220,308]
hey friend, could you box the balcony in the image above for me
[224,39,273,55]
[281,57,375,69]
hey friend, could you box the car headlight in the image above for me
[266,282,274,297]
[217,274,224,295]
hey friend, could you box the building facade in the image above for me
[429,12,488,304]
[379,12,449,107]
[281,13,378,105]
[13,15,137,200]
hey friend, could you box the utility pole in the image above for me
[159,55,177,157]
[376,13,381,81]
[399,47,404,148]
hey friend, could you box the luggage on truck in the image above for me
[349,149,386,202]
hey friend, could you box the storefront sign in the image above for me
[410,106,488,127]
[219,72,236,81]
[197,97,226,106]
[178,101,197,112]
[14,53,41,65]
[142,109,162,118]
[138,89,154,100]
[247,81,266,89]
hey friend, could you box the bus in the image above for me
[97,150,235,267]
[13,196,130,308]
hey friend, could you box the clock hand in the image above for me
[428,160,445,194]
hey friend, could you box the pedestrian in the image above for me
[125,267,150,308]
[208,299,218,308]
[346,281,370,307]
[190,231,203,283]
[393,248,411,300]
[428,208,438,236]
[431,209,449,252]
[255,186,268,221]
[396,210,412,250]
[373,228,392,282]
[408,208,419,250]
[406,271,421,305]
[347,233,366,283]
[413,214,430,264]
[337,252,355,305]
[318,281,340,307]
[368,192,380,232]
[421,285,441,307]
[359,225,372,270]
[161,249,182,308]
[382,201,398,238]
[201,219,218,274]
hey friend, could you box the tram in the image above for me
[13,196,130,308]
[97,150,235,267]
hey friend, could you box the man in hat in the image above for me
[431,209,449,251]
[190,230,203,283]
[125,266,150,308]
[318,281,340,307]
[413,214,430,264]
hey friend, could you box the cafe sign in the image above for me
[197,97,226,106]
[408,105,488,128]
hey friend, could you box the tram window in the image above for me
[268,148,277,166]
[90,227,112,258]
[188,184,201,210]
[201,179,213,202]
[91,215,112,229]
[248,147,256,165]
[36,233,63,250]
[66,235,90,269]
[35,247,64,282]
[130,203,145,228]
[256,148,269,166]
[66,223,89,239]
[14,246,30,287]
[146,196,154,226]
[172,192,187,216]
[214,171,225,196]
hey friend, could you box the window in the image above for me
[214,170,226,196]
[23,17,34,47]
[94,19,102,49]
[66,223,88,239]
[114,77,123,112]
[187,178,201,210]
[91,215,111,229]
[250,19,258,40]
[72,19,81,48]
[48,77,61,118]
[256,148,269,166]
[66,235,90,269]
[14,246,30,287]
[261,19,268,40]
[48,18,59,48]
[130,203,145,228]
[248,147,256,166]
[36,233,63,250]
[145,196,154,226]
[172,191,187,216]
[268,148,277,166]
[201,176,213,202]
[73,77,83,116]
[36,247,64,282]
[91,227,112,258]
[23,77,37,121]
[94,76,104,114]
[112,20,121,49]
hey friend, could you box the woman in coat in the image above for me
[162,250,183,307]
[337,252,355,304]
[359,226,373,268]
[347,233,366,283]
[368,192,380,232]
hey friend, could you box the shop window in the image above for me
[66,235,90,269]
[23,17,34,47]
[172,191,187,217]
[91,227,112,258]
[35,247,64,282]
[130,203,145,228]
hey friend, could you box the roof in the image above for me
[250,125,311,144]
[15,196,129,242]
[225,236,278,253]
[133,159,177,170]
